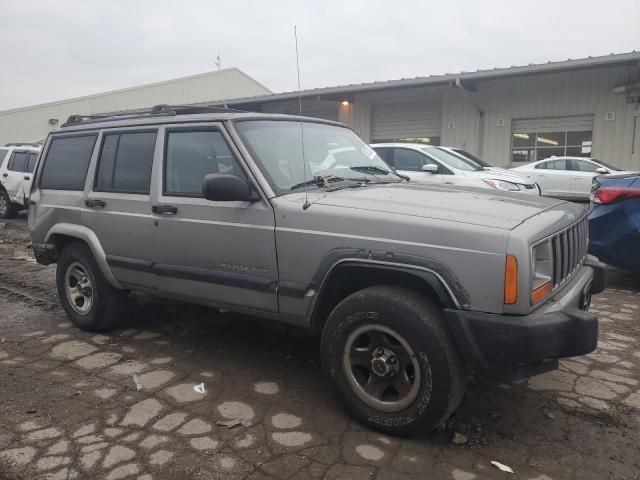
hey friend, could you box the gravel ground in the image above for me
[0,217,639,480]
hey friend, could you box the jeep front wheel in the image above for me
[320,285,466,435]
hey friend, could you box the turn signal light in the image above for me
[504,255,518,305]
[531,281,552,305]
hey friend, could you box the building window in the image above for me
[512,130,592,164]
[374,136,441,146]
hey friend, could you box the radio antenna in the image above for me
[294,26,311,210]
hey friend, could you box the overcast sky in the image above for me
[0,0,638,110]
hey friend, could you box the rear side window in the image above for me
[40,135,97,190]
[9,152,28,172]
[95,131,156,193]
[27,152,39,172]
[164,129,245,196]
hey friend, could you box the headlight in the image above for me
[483,179,521,191]
[531,241,553,304]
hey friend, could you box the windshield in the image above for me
[235,120,401,192]
[450,148,493,168]
[421,147,483,171]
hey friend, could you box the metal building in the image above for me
[0,68,271,146]
[215,52,640,170]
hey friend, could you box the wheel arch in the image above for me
[309,258,466,333]
[45,223,123,290]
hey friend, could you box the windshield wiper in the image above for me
[290,175,364,191]
[350,166,408,182]
[290,178,325,191]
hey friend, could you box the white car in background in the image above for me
[0,143,41,218]
[371,143,540,194]
[510,156,635,200]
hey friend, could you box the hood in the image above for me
[460,169,533,184]
[295,182,564,230]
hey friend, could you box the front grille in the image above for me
[549,216,588,288]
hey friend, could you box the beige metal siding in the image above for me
[0,68,270,146]
[478,65,639,168]
[261,99,339,121]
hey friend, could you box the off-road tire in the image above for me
[56,241,127,331]
[0,190,18,219]
[321,285,466,435]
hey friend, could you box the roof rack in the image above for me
[63,103,249,127]
[4,142,42,148]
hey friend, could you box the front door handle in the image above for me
[24,176,30,181]
[2,173,7,177]
[152,205,178,215]
[85,199,106,208]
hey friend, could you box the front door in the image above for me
[570,159,600,197]
[151,124,278,313]
[391,147,446,184]
[533,159,572,197]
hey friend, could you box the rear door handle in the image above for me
[2,173,7,177]
[152,205,178,215]
[572,177,584,180]
[24,176,30,181]
[85,199,106,208]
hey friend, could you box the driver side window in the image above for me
[572,160,599,172]
[392,148,428,172]
[164,129,246,197]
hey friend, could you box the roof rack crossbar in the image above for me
[62,103,249,127]
[4,142,42,148]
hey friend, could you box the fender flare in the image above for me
[45,223,123,290]
[306,248,471,326]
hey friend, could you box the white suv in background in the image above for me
[0,143,41,218]
[371,143,540,194]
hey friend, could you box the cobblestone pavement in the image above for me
[0,218,639,480]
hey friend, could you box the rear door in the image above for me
[533,159,571,196]
[151,123,278,313]
[15,151,39,205]
[4,150,29,204]
[570,159,600,198]
[84,128,159,289]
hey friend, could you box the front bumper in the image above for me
[444,258,606,382]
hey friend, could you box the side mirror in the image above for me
[202,174,259,202]
[422,164,438,173]
[595,167,608,174]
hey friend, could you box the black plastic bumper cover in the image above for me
[445,307,598,381]
[33,242,57,265]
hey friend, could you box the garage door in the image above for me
[512,115,594,134]
[511,115,595,164]
[371,97,441,143]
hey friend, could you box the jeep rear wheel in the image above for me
[56,241,127,331]
[0,190,18,219]
[321,285,466,435]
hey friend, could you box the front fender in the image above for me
[45,223,123,290]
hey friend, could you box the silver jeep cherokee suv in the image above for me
[29,105,605,435]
